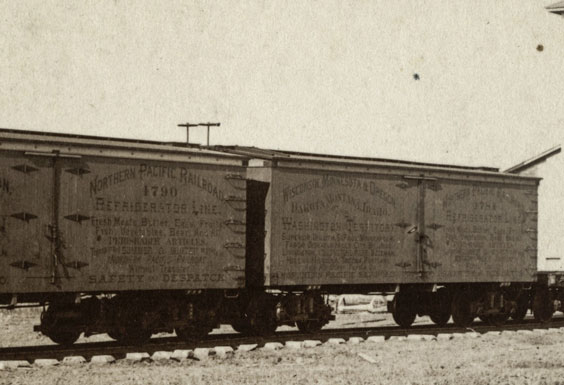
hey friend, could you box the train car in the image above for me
[0,129,250,344]
[0,129,550,345]
[220,146,541,329]
[506,146,563,322]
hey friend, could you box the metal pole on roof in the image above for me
[199,122,220,146]
[177,122,199,144]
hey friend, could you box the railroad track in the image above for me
[2,317,564,363]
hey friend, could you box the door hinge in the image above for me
[12,164,39,174]
[64,213,91,224]
[10,260,37,270]
[11,212,38,222]
[63,261,89,270]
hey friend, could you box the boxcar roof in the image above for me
[0,129,540,181]
[213,145,499,171]
[0,128,245,160]
[214,145,542,182]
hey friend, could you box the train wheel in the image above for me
[533,288,553,323]
[511,293,529,321]
[391,293,416,328]
[430,312,450,327]
[107,330,121,340]
[296,319,325,333]
[249,309,277,336]
[247,295,278,336]
[46,330,81,346]
[109,326,151,345]
[107,295,153,344]
[429,288,451,326]
[40,301,82,346]
[483,313,509,327]
[231,317,252,334]
[451,291,474,327]
[175,325,212,342]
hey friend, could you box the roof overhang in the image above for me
[504,145,562,174]
[546,1,564,15]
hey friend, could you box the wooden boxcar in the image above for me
[226,147,542,328]
[0,129,248,344]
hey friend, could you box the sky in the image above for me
[1,1,563,264]
[1,0,563,169]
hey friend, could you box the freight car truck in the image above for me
[223,146,542,328]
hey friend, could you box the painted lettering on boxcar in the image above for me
[90,167,136,196]
[283,175,396,206]
[162,273,224,283]
[61,159,245,289]
[94,198,189,213]
[89,164,227,201]
[275,172,408,284]
[88,274,145,284]
[438,185,533,264]
[90,213,223,265]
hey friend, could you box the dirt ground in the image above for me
[3,308,564,384]
[2,329,564,385]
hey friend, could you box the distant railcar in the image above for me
[506,146,563,323]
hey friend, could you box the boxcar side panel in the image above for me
[266,165,538,287]
[56,156,246,291]
[424,179,538,282]
[267,167,419,286]
[0,152,57,293]
[1,149,247,293]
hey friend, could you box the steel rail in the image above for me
[1,317,563,363]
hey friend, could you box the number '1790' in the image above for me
[144,185,178,197]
